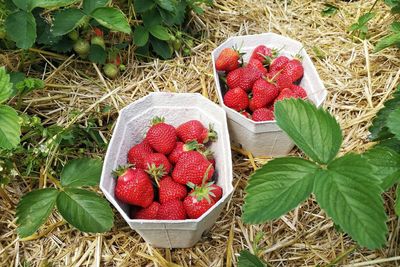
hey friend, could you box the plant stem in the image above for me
[325,246,358,267]
[368,0,379,13]
[20,221,65,242]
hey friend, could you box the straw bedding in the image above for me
[1,0,400,266]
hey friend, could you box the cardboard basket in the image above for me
[212,33,327,157]
[100,92,233,248]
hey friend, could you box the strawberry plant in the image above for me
[16,158,113,238]
[243,98,400,249]
[375,1,400,51]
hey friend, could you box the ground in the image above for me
[1,0,400,266]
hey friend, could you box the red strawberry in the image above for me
[172,151,214,185]
[159,176,188,203]
[240,110,252,119]
[215,48,240,72]
[127,140,153,169]
[223,87,249,111]
[114,167,154,207]
[209,184,223,202]
[269,55,289,72]
[176,120,217,144]
[133,201,160,219]
[252,108,275,122]
[183,182,217,219]
[274,88,299,104]
[144,153,172,180]
[146,117,177,155]
[247,58,268,76]
[290,84,307,98]
[281,59,304,82]
[168,141,199,164]
[197,148,216,167]
[275,72,293,91]
[93,27,103,37]
[226,67,261,91]
[250,79,279,111]
[250,45,273,63]
[157,199,187,220]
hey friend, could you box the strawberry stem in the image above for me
[151,116,165,126]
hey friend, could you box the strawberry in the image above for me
[226,67,261,91]
[176,120,217,144]
[247,58,268,76]
[172,151,214,185]
[73,39,90,57]
[113,167,154,207]
[281,59,304,82]
[290,84,307,98]
[103,63,118,79]
[269,55,289,72]
[91,36,105,49]
[157,199,187,220]
[146,117,177,155]
[252,108,275,122]
[209,184,223,202]
[240,110,252,119]
[274,88,299,104]
[223,87,249,111]
[159,176,188,204]
[93,27,104,37]
[250,79,279,111]
[198,148,216,167]
[127,140,153,169]
[250,45,273,64]
[183,181,217,219]
[275,72,293,91]
[133,201,160,220]
[144,153,172,180]
[168,141,199,165]
[215,48,240,72]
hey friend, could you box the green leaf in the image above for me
[5,10,36,49]
[362,147,400,190]
[90,7,131,34]
[358,12,375,25]
[9,72,25,97]
[0,67,13,104]
[36,15,62,46]
[369,87,400,141]
[391,22,400,32]
[134,0,155,13]
[387,108,400,140]
[375,138,400,153]
[83,0,109,14]
[133,25,149,46]
[396,186,400,216]
[156,0,176,11]
[148,24,170,40]
[159,1,186,25]
[52,8,86,36]
[321,4,338,17]
[88,44,106,64]
[238,250,266,267]
[60,158,103,187]
[374,33,400,52]
[150,36,172,59]
[56,188,113,232]
[0,105,21,149]
[142,8,163,27]
[16,188,59,238]
[275,98,342,164]
[243,157,318,223]
[31,0,79,9]
[314,154,388,249]
[12,0,30,10]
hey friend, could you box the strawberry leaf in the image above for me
[362,147,400,190]
[275,99,342,164]
[83,0,110,14]
[52,8,87,36]
[0,105,21,149]
[314,154,388,249]
[243,157,319,223]
[16,188,59,238]
[0,67,13,104]
[387,108,400,141]
[90,7,131,34]
[56,188,113,232]
[60,158,103,187]
[238,250,266,267]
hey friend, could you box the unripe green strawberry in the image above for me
[172,39,181,50]
[91,36,105,49]
[68,30,79,41]
[73,39,90,57]
[103,63,119,79]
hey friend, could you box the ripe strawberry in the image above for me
[127,140,153,169]
[290,84,307,98]
[226,66,261,91]
[247,58,268,76]
[93,27,104,37]
[183,182,217,219]
[144,153,172,180]
[250,45,273,63]
[275,72,293,91]
[197,148,216,167]
[223,87,249,111]
[209,184,223,202]
[176,120,217,144]
[168,141,199,165]
[146,117,177,155]
[172,151,214,185]
[113,167,154,207]
[274,88,299,104]
[240,110,252,119]
[281,59,304,82]
[269,55,289,72]
[215,48,240,72]
[159,176,188,204]
[250,79,279,111]
[157,199,187,220]
[252,108,275,122]
[133,201,160,220]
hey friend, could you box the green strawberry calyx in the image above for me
[206,124,218,142]
[145,163,166,186]
[183,140,201,151]
[150,116,165,126]
[112,164,134,178]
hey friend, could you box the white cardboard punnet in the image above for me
[212,33,327,156]
[100,92,233,248]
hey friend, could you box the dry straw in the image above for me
[1,0,400,266]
